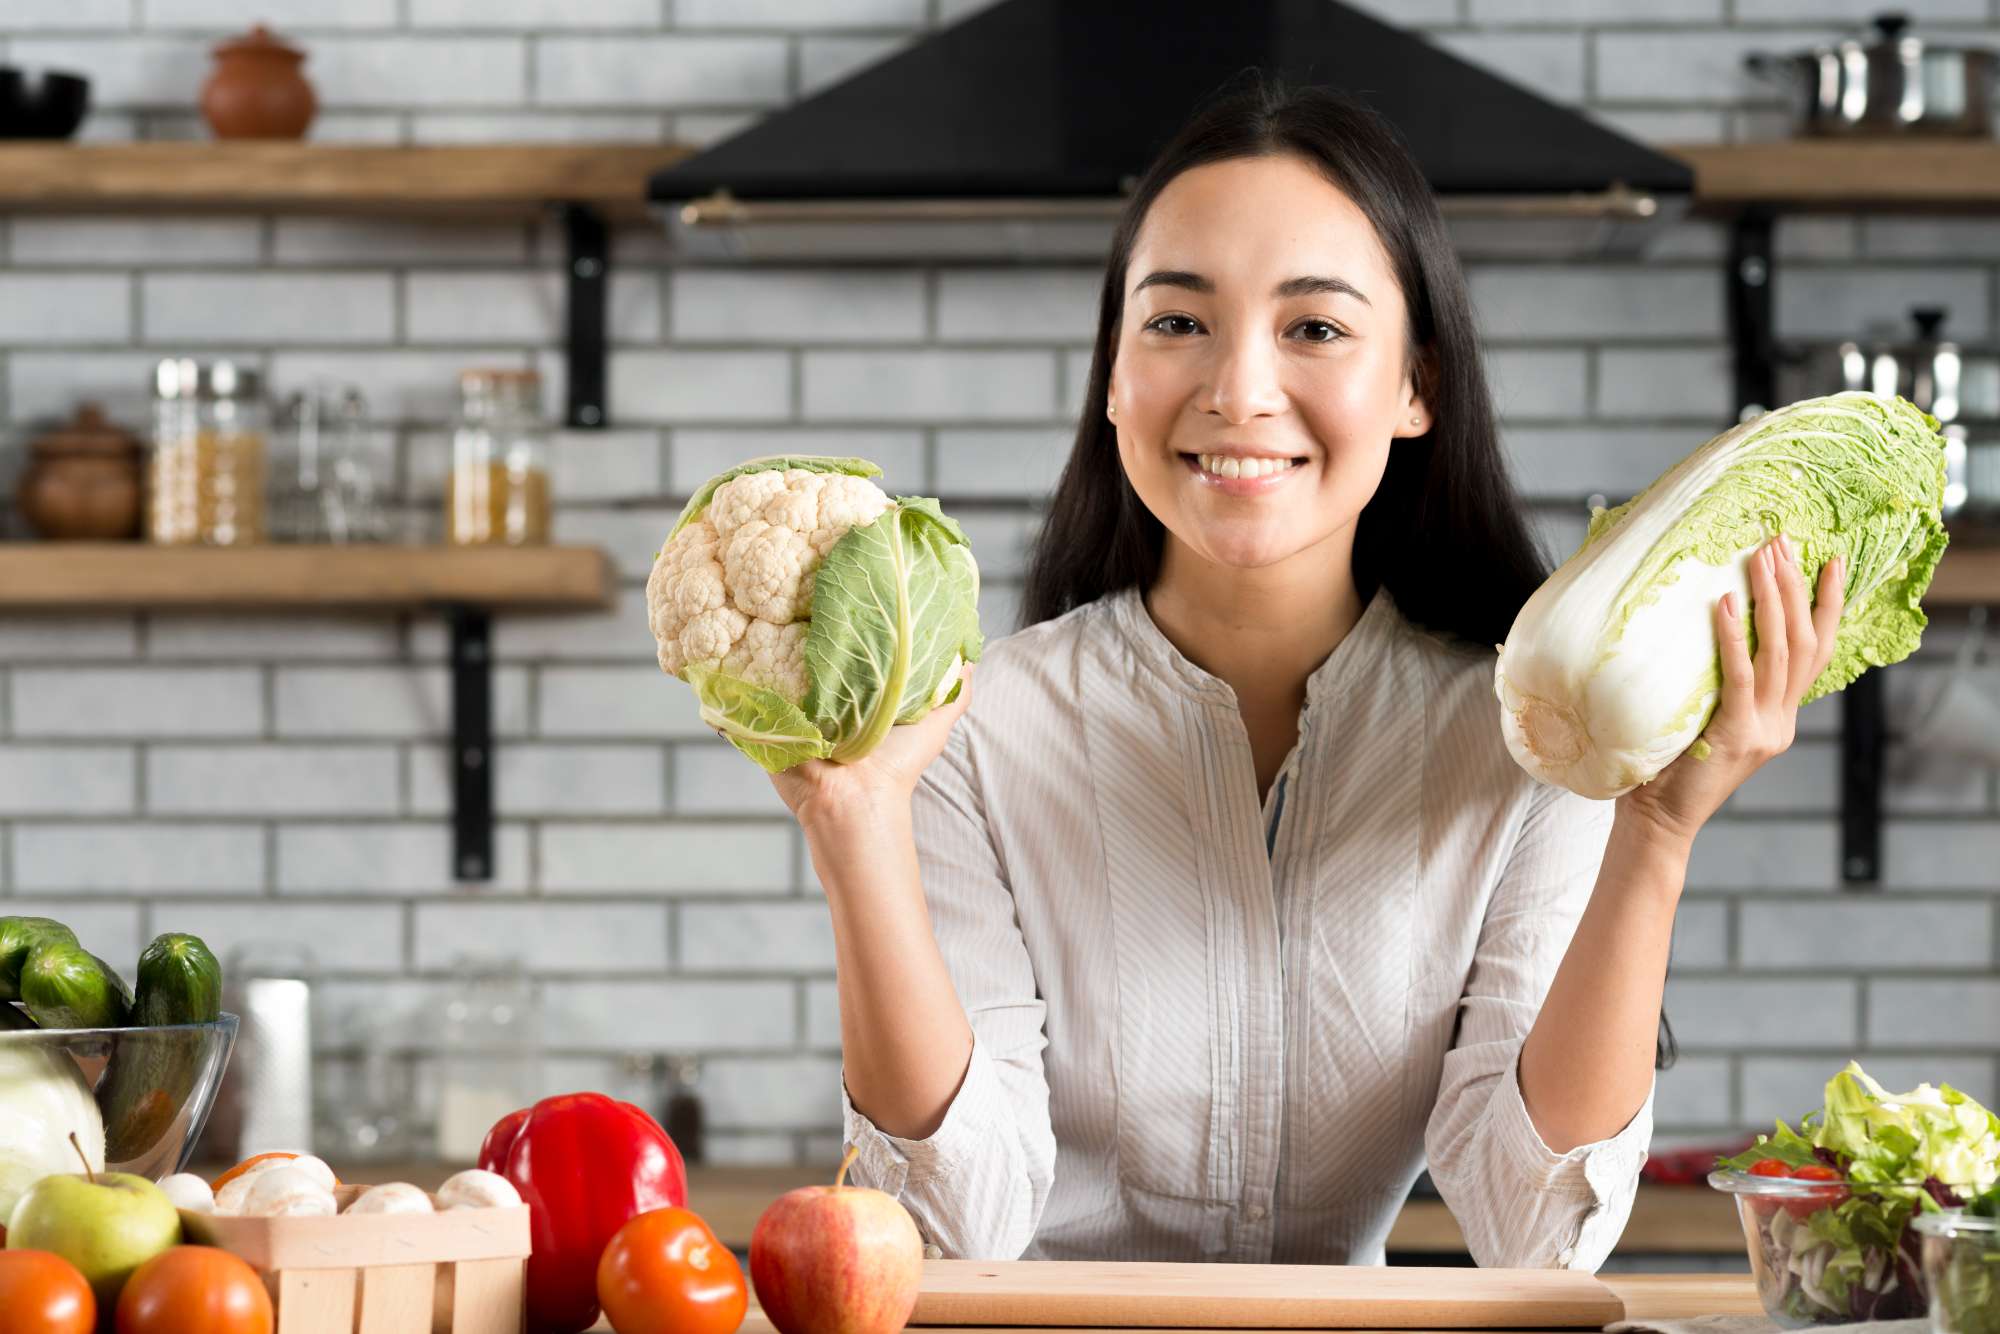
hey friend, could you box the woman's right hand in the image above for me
[767,667,974,832]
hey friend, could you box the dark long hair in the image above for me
[1019,78,1681,1071]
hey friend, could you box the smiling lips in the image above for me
[1181,451,1306,492]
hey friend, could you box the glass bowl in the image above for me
[0,1003,238,1193]
[1915,1211,2000,1334]
[1710,1169,1969,1326]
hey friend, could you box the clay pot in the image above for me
[16,404,143,541]
[200,25,316,140]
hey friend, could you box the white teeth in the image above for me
[1197,454,1294,480]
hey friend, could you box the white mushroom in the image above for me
[344,1182,435,1216]
[157,1174,215,1214]
[241,1165,338,1218]
[435,1169,521,1211]
[213,1154,335,1215]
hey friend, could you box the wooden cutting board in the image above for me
[909,1260,1627,1329]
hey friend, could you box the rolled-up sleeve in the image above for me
[838,727,1057,1261]
[1423,782,1652,1271]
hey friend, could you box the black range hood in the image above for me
[648,0,1695,259]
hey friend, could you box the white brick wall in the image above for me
[2,0,1996,1166]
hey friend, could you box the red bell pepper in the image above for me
[479,1092,689,1334]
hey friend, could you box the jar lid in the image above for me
[213,24,305,61]
[459,368,542,390]
[154,358,264,402]
[30,403,139,457]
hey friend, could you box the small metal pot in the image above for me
[1747,12,1997,137]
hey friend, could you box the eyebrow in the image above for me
[1131,270,1371,306]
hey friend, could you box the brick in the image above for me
[1592,30,1825,103]
[1470,268,1722,340]
[411,743,666,816]
[1687,820,1839,890]
[8,38,207,106]
[1741,900,1992,970]
[1862,217,2000,261]
[1779,268,1992,340]
[1596,347,1733,422]
[1884,760,1990,816]
[145,614,400,660]
[538,667,708,738]
[541,821,795,894]
[0,616,137,659]
[677,0,927,25]
[0,0,133,27]
[1504,426,1696,498]
[273,219,528,265]
[707,1135,800,1166]
[936,270,1101,345]
[1063,349,1095,414]
[804,978,840,1049]
[147,745,398,816]
[1432,32,1586,103]
[313,979,446,1046]
[1742,1056,1998,1126]
[547,431,665,502]
[681,902,834,973]
[1672,899,1730,969]
[609,349,793,423]
[415,903,667,972]
[1736,0,1985,18]
[1585,109,1729,147]
[542,980,796,1049]
[671,112,759,149]
[410,0,655,25]
[1530,506,1590,567]
[934,429,1071,501]
[144,274,393,344]
[1471,0,1720,17]
[1774,218,1860,263]
[7,350,218,423]
[164,902,404,973]
[269,351,526,421]
[13,823,264,894]
[0,746,135,814]
[980,581,1024,639]
[700,1056,841,1130]
[274,666,528,738]
[278,822,530,894]
[669,429,926,495]
[412,112,665,144]
[1664,978,1858,1050]
[552,507,676,580]
[11,217,259,264]
[803,350,1056,421]
[410,591,656,662]
[406,271,660,344]
[1870,980,2000,1047]
[12,667,262,737]
[951,509,1040,581]
[5,902,142,975]
[673,743,791,817]
[798,35,906,97]
[670,270,925,344]
[0,275,131,345]
[1485,349,1588,420]
[309,38,527,108]
[1721,743,1838,815]
[536,37,787,108]
[146,0,396,22]
[1653,1056,1733,1128]
[1882,822,2000,890]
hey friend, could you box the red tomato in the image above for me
[1783,1163,1849,1221]
[0,1249,94,1334]
[1747,1158,1791,1177]
[596,1208,747,1334]
[116,1247,272,1334]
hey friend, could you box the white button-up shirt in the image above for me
[840,586,1652,1267]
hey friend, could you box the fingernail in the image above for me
[1722,593,1737,618]
[1778,533,1793,561]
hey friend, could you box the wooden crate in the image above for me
[180,1185,531,1334]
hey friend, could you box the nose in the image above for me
[1196,329,1287,424]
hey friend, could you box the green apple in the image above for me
[6,1166,181,1325]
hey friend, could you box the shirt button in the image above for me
[1245,1204,1267,1221]
[923,1244,943,1260]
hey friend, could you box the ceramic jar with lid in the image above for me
[200,24,316,140]
[14,403,143,541]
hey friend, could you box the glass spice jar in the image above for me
[148,358,268,546]
[445,368,551,546]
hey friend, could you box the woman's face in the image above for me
[1108,153,1430,575]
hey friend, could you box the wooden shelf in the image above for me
[0,143,691,222]
[0,544,614,612]
[1668,140,2000,213]
[1927,545,2000,607]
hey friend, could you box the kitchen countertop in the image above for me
[220,1163,1743,1257]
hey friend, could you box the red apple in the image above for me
[749,1145,923,1334]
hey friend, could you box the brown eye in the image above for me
[1145,314,1202,337]
[1290,319,1343,343]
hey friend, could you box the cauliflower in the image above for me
[646,456,982,773]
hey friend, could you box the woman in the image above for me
[770,83,1844,1267]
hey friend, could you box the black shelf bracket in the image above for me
[1728,208,1884,886]
[448,604,495,882]
[563,203,609,430]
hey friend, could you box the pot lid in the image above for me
[31,403,139,457]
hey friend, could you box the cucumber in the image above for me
[19,940,131,1029]
[0,916,76,1002]
[98,933,225,1168]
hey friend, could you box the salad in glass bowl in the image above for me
[1708,1062,2000,1327]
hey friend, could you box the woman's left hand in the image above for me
[1618,533,1846,848]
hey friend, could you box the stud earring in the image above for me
[1108,403,1117,416]
[1410,416,1421,425]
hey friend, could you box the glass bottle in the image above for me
[446,369,551,546]
[149,358,268,546]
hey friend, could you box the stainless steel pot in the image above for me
[1747,12,1997,137]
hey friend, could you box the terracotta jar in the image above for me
[16,404,143,541]
[201,25,316,140]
